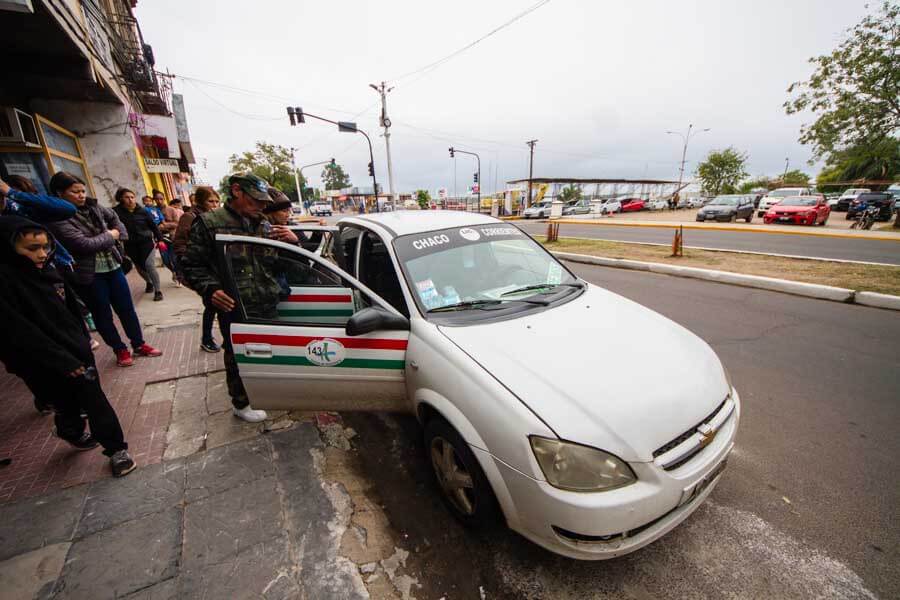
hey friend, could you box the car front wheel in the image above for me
[425,417,500,529]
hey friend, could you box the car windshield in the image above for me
[779,197,816,206]
[769,189,802,197]
[711,196,740,206]
[393,224,580,317]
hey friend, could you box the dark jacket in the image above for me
[50,199,128,285]
[181,201,275,305]
[2,188,76,269]
[0,216,93,379]
[172,206,201,258]
[114,202,161,264]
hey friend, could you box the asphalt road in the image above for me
[515,220,900,265]
[346,266,899,599]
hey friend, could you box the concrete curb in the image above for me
[552,251,900,311]
[545,218,900,242]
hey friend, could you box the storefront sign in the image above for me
[144,158,180,173]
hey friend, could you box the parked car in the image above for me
[757,188,811,217]
[620,198,646,212]
[763,195,830,226]
[646,199,668,211]
[825,193,842,207]
[696,195,755,223]
[562,199,591,216]
[600,199,622,214]
[834,188,871,212]
[686,197,705,209]
[217,211,739,560]
[847,192,895,221]
[523,200,552,219]
[310,202,333,216]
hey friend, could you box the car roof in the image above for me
[341,210,502,238]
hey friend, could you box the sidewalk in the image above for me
[0,274,419,599]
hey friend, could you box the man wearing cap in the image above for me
[264,187,326,251]
[181,173,294,422]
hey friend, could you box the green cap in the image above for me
[228,173,271,202]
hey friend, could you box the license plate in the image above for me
[680,459,727,507]
[778,217,791,222]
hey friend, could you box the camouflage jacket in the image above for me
[180,202,281,316]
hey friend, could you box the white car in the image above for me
[646,199,668,211]
[216,212,739,560]
[523,201,552,219]
[601,199,622,214]
[757,187,811,217]
[310,202,333,216]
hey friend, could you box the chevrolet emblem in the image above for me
[697,423,717,448]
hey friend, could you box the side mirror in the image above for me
[346,306,410,337]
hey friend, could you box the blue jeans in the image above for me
[75,269,145,352]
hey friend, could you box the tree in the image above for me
[321,161,351,191]
[738,176,773,193]
[784,2,900,160]
[816,138,900,188]
[224,142,304,202]
[415,189,431,209]
[696,148,749,196]
[558,184,582,203]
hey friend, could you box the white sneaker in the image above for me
[233,406,268,423]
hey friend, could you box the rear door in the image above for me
[216,234,410,412]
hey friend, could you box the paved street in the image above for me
[515,220,900,265]
[345,263,899,599]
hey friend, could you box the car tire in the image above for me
[424,417,501,530]
[845,213,852,220]
[745,214,752,223]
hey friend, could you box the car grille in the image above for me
[653,397,731,470]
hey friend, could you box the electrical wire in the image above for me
[184,80,283,121]
[388,0,552,87]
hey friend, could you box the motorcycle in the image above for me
[849,204,879,230]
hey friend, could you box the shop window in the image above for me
[34,115,95,197]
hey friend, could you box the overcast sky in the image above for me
[135,0,872,195]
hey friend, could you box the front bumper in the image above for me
[696,213,734,222]
[764,213,815,225]
[492,388,741,560]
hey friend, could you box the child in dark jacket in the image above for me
[0,216,136,477]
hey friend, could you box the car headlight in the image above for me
[529,436,636,492]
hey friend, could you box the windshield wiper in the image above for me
[428,300,502,313]
[499,282,583,297]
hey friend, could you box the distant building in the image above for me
[0,1,195,204]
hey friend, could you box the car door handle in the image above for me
[244,343,272,358]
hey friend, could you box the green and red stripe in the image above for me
[232,333,408,351]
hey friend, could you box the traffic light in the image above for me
[449,147,455,158]
[286,106,305,125]
[473,172,479,183]
[368,162,374,176]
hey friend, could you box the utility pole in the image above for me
[370,82,396,204]
[666,124,710,197]
[290,147,304,215]
[526,139,538,209]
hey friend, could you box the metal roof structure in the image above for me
[506,177,681,185]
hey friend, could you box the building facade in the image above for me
[0,0,194,205]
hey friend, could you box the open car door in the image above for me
[215,234,410,412]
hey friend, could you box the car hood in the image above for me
[769,205,814,213]
[437,285,729,462]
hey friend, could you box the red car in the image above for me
[620,198,646,212]
[763,195,830,226]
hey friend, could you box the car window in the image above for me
[336,226,362,276]
[224,241,372,326]
[358,231,409,317]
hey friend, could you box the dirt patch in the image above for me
[541,237,900,296]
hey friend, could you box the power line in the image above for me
[388,0,552,86]
[184,79,283,121]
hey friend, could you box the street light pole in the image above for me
[370,82,397,203]
[299,158,335,206]
[526,139,538,210]
[782,157,790,184]
[666,125,710,197]
[449,147,480,212]
[287,106,380,212]
[289,147,304,214]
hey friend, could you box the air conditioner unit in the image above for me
[0,107,41,148]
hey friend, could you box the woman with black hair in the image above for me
[113,187,164,301]
[48,172,162,367]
